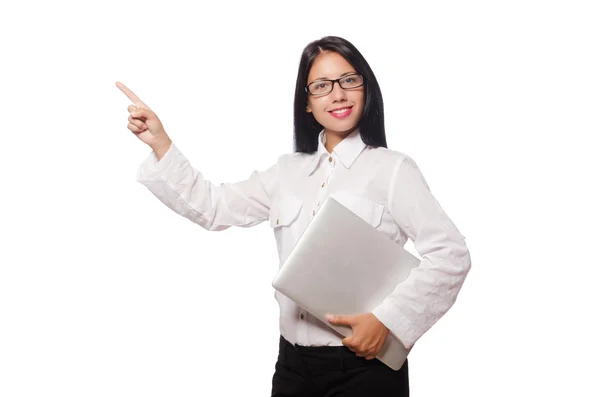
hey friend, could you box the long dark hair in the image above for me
[293,36,387,153]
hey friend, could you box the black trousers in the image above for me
[271,335,409,397]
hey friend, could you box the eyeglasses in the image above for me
[305,73,364,96]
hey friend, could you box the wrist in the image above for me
[151,138,172,161]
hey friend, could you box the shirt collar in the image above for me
[306,128,366,175]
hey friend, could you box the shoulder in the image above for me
[364,146,416,168]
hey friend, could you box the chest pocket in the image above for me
[329,191,385,228]
[269,196,304,228]
[269,196,304,261]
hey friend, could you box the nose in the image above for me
[330,81,347,102]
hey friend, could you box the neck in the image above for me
[325,132,343,153]
[324,127,357,153]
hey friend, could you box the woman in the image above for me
[117,36,471,397]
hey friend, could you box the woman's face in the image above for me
[306,51,364,138]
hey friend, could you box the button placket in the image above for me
[303,311,309,342]
[310,153,337,219]
[314,160,335,216]
[315,181,326,213]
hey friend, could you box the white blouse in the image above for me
[136,128,471,350]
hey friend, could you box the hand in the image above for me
[115,81,172,150]
[326,313,389,360]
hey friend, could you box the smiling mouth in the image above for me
[327,106,354,119]
[328,106,353,114]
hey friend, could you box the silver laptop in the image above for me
[271,196,420,371]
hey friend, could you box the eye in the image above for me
[310,81,332,94]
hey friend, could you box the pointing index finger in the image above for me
[116,81,148,107]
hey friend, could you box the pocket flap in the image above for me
[270,196,304,227]
[330,192,384,228]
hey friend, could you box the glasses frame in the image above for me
[305,73,365,97]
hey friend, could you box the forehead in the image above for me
[307,51,356,81]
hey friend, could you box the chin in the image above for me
[323,121,360,134]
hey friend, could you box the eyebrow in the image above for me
[312,71,356,82]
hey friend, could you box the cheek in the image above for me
[309,97,328,111]
[308,101,327,119]
[353,91,365,109]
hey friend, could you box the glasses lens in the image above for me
[339,74,363,89]
[308,81,333,95]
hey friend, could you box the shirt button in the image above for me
[300,314,304,319]
[328,157,332,162]
[321,182,325,187]
[312,210,316,216]
[276,219,279,225]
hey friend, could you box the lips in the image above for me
[328,106,353,119]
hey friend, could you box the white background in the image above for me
[1,0,599,396]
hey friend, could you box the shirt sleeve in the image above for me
[135,141,279,231]
[371,155,472,349]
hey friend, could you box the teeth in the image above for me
[331,108,350,114]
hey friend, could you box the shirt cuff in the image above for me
[136,141,178,182]
[372,299,417,350]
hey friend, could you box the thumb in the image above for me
[327,314,354,326]
[131,107,156,121]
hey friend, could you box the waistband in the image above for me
[278,335,381,374]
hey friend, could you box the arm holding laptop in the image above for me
[369,155,472,350]
[327,154,471,358]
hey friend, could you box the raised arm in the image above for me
[116,81,277,230]
[136,141,278,230]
